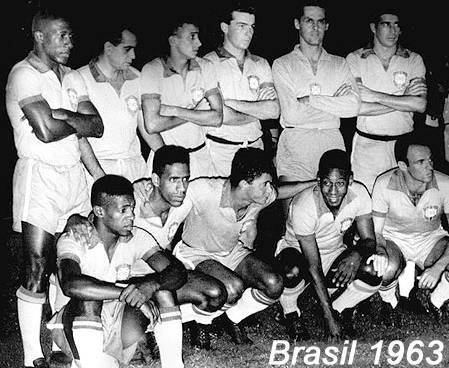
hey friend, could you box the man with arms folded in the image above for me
[204,2,280,177]
[275,149,386,340]
[346,7,427,192]
[140,15,223,178]
[373,134,449,322]
[6,9,104,368]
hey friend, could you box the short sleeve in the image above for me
[354,183,372,216]
[56,232,83,264]
[140,60,162,100]
[258,58,275,89]
[346,52,361,80]
[63,70,89,103]
[201,58,219,98]
[129,227,162,261]
[291,192,317,236]
[371,178,388,217]
[409,53,426,80]
[9,66,44,108]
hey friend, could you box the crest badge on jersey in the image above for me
[393,71,408,89]
[423,205,439,221]
[191,87,205,105]
[248,75,260,93]
[310,82,321,96]
[116,264,131,281]
[66,88,78,110]
[126,95,139,113]
[339,218,353,233]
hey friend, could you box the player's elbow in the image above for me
[415,98,427,114]
[92,117,104,138]
[145,120,162,134]
[35,127,56,143]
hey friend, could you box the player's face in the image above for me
[103,194,135,237]
[41,19,74,65]
[295,6,328,47]
[319,169,350,209]
[246,173,273,205]
[172,23,202,60]
[158,163,190,207]
[224,11,255,51]
[371,14,401,48]
[108,29,137,71]
[406,145,434,183]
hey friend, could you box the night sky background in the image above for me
[1,0,447,218]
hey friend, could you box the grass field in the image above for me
[2,218,449,368]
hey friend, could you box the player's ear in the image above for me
[348,174,354,186]
[104,41,114,55]
[369,22,376,35]
[34,31,44,44]
[220,22,228,34]
[92,205,104,218]
[151,173,160,187]
[398,160,408,171]
[294,18,300,30]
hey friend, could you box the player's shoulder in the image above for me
[373,168,397,190]
[291,185,316,208]
[346,47,366,59]
[273,49,296,65]
[434,170,449,192]
[141,57,164,74]
[350,180,371,198]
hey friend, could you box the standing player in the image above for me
[49,175,187,368]
[204,3,280,177]
[373,134,449,321]
[346,7,427,192]
[5,9,103,368]
[78,24,163,187]
[275,149,386,339]
[140,16,223,178]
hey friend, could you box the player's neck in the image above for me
[96,55,120,80]
[299,41,323,63]
[35,47,62,79]
[148,189,172,218]
[222,41,246,63]
[373,41,397,59]
[404,172,427,195]
[95,222,120,254]
[167,54,190,75]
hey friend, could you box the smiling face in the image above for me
[222,11,255,52]
[295,5,328,47]
[156,163,190,207]
[318,168,352,210]
[39,18,74,65]
[371,13,401,48]
[106,29,137,71]
[101,194,135,237]
[170,23,202,60]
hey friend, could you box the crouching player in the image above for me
[275,149,386,340]
[374,134,449,321]
[47,175,187,368]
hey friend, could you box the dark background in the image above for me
[1,0,447,219]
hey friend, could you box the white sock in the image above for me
[16,286,46,366]
[379,280,399,308]
[398,260,416,298]
[431,271,449,309]
[279,280,306,316]
[180,303,228,325]
[226,288,276,324]
[154,306,184,368]
[332,279,380,313]
[72,319,118,368]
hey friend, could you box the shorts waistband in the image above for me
[206,134,261,146]
[356,129,412,142]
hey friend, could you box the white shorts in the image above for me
[351,133,397,193]
[386,228,449,269]
[13,158,90,234]
[84,155,147,192]
[207,137,263,177]
[173,241,252,271]
[276,128,344,181]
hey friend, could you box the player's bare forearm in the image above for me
[358,102,395,116]
[52,108,103,138]
[225,98,280,120]
[276,179,315,200]
[169,105,222,127]
[222,104,259,126]
[79,137,105,180]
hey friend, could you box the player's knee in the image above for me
[75,300,103,318]
[204,283,227,312]
[262,272,284,299]
[281,264,304,289]
[358,261,382,286]
[226,278,245,304]
[25,256,49,291]
[382,255,405,285]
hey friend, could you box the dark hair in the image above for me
[153,145,190,177]
[31,8,70,34]
[318,149,352,179]
[230,147,275,188]
[96,22,136,55]
[369,7,401,25]
[221,1,256,24]
[91,175,134,207]
[394,133,431,165]
[296,0,328,20]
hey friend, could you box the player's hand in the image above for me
[366,254,389,277]
[133,178,153,203]
[238,219,257,249]
[119,284,148,308]
[356,82,379,103]
[418,265,444,290]
[140,301,161,328]
[331,251,362,287]
[333,83,353,97]
[64,213,100,248]
[258,87,277,101]
[404,78,427,96]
